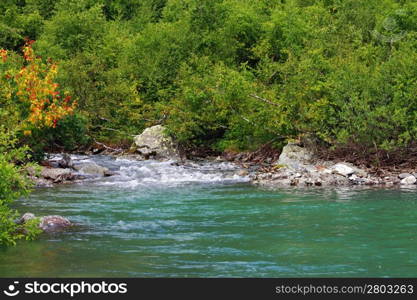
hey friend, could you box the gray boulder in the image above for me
[41,168,75,183]
[73,162,110,177]
[133,125,180,160]
[401,175,416,185]
[331,163,355,177]
[276,143,313,170]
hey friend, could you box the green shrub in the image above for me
[0,129,41,247]
[36,3,107,59]
[165,56,277,151]
[25,114,91,157]
[126,20,194,102]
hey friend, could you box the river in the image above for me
[1,155,417,277]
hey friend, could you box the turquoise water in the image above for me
[1,156,417,277]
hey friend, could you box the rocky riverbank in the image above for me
[29,153,118,187]
[31,125,417,189]
[248,143,417,188]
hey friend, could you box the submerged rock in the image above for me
[133,125,180,160]
[39,215,72,233]
[18,213,72,233]
[31,177,54,187]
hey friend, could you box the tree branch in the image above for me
[249,94,280,107]
[93,139,123,153]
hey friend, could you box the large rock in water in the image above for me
[41,168,75,183]
[133,125,180,160]
[18,213,72,233]
[73,162,111,176]
[39,216,72,233]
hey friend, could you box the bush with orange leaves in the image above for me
[0,41,76,135]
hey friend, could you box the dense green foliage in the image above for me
[4,0,417,153]
[0,129,41,246]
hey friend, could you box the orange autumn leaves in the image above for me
[1,41,76,134]
[0,49,7,63]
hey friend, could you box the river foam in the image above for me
[48,154,250,188]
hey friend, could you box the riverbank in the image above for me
[234,143,417,188]
[30,126,417,189]
[32,146,417,190]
